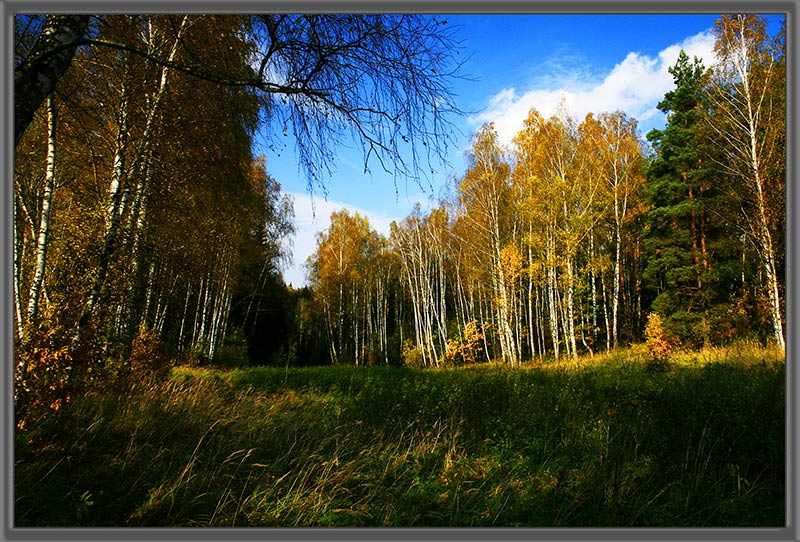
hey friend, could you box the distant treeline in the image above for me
[298,16,785,367]
[13,15,784,408]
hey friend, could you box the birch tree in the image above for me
[14,15,296,394]
[74,15,191,344]
[13,95,58,385]
[458,124,518,365]
[513,109,561,359]
[583,111,645,349]
[513,107,605,360]
[706,14,785,348]
[14,14,91,145]
[391,205,451,366]
[307,211,383,365]
[14,14,466,193]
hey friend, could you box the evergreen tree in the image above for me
[643,51,740,346]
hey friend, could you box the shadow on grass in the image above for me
[15,348,785,527]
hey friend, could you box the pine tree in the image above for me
[643,51,739,346]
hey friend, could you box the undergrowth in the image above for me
[15,346,785,527]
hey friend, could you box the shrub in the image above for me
[129,326,171,378]
[15,322,74,420]
[402,340,427,368]
[644,313,679,364]
[181,348,207,367]
[444,320,485,366]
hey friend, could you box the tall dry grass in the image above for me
[15,346,785,527]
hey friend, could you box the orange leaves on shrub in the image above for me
[129,327,171,378]
[644,313,679,360]
[17,327,74,418]
[444,320,485,366]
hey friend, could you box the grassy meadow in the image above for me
[15,343,785,527]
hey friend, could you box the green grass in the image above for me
[15,345,785,527]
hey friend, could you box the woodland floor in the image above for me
[15,343,785,527]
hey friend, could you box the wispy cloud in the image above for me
[469,30,717,144]
[282,192,396,287]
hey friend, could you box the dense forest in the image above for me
[12,14,463,409]
[299,15,785,368]
[13,14,784,408]
[12,12,787,529]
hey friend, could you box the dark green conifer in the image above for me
[643,51,740,346]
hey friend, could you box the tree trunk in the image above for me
[565,255,578,360]
[612,223,621,349]
[589,233,598,348]
[601,272,611,352]
[709,14,784,349]
[26,94,58,325]
[15,15,90,145]
[13,196,26,344]
[546,232,560,360]
[74,16,189,345]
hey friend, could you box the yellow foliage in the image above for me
[499,244,523,285]
[644,313,680,360]
[444,320,485,366]
[16,324,74,417]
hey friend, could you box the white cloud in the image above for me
[469,30,718,145]
[281,30,721,286]
[282,192,396,287]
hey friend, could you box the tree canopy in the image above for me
[15,14,467,191]
[13,14,785,416]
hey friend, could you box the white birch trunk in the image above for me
[546,233,560,360]
[708,15,784,348]
[601,273,611,352]
[589,233,598,348]
[26,94,58,324]
[13,201,26,344]
[565,255,578,360]
[612,225,621,349]
[526,234,536,359]
[178,285,191,351]
[75,16,190,343]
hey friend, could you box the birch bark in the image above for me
[26,95,57,325]
[708,14,784,348]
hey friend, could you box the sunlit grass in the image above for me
[15,345,785,527]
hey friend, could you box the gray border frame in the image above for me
[2,1,796,541]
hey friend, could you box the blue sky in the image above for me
[257,14,784,287]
